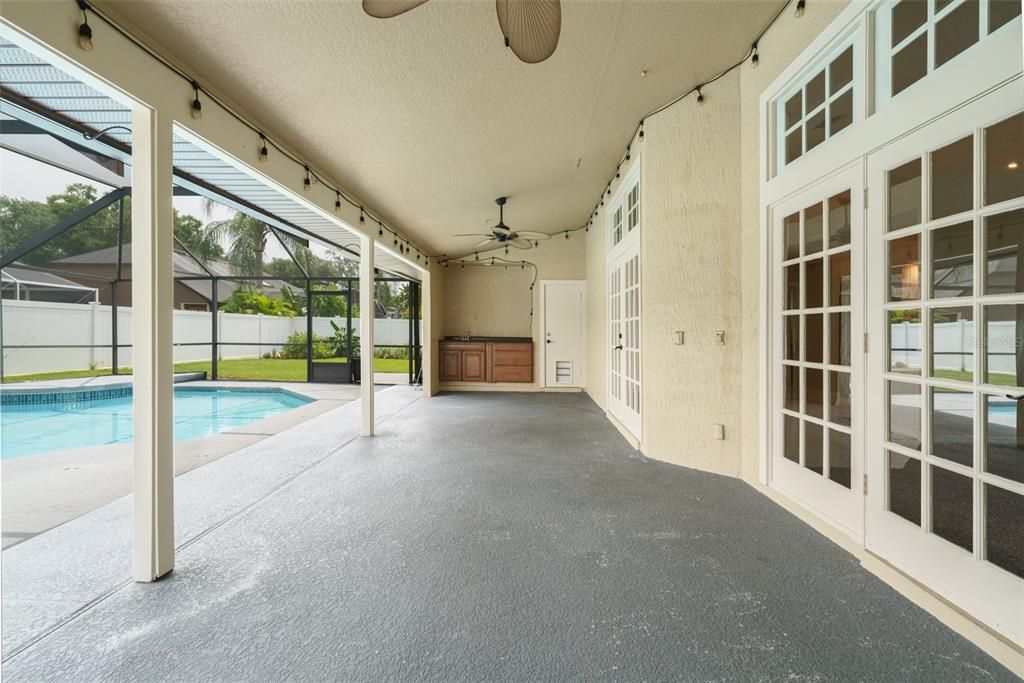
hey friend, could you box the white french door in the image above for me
[865,82,1024,642]
[608,167,642,439]
[771,164,865,538]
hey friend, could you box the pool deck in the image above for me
[1,377,405,549]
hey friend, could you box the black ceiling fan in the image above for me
[452,197,551,250]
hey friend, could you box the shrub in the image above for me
[279,331,333,359]
[219,289,299,317]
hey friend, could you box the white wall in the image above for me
[1,299,417,376]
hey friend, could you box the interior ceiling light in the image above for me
[363,0,561,64]
[77,1,94,51]
[451,197,552,250]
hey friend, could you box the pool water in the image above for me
[1,388,311,460]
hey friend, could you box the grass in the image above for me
[3,357,410,384]
[932,368,1018,387]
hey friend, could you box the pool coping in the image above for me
[0,373,205,405]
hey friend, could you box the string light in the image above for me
[303,166,311,191]
[378,220,384,237]
[76,1,94,51]
[625,145,631,161]
[696,86,705,104]
[564,231,569,240]
[359,208,366,224]
[258,134,269,162]
[335,192,342,211]
[795,0,806,17]
[639,123,644,141]
[751,42,759,67]
[190,81,202,120]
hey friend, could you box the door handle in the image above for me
[546,339,552,344]
[614,344,623,351]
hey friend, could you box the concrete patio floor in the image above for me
[1,391,1017,681]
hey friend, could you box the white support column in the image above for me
[131,106,175,582]
[360,235,375,436]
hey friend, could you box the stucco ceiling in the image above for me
[100,0,781,256]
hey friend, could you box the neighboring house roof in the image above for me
[2,263,97,290]
[1,262,99,303]
[53,244,292,302]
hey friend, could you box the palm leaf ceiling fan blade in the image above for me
[362,0,429,19]
[495,0,562,64]
[515,230,551,240]
[474,238,496,249]
[509,238,533,249]
[452,233,493,237]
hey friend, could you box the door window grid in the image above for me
[780,188,855,488]
[623,254,641,413]
[609,270,622,401]
[883,0,1021,99]
[627,184,639,232]
[881,114,1024,578]
[781,44,857,167]
[611,206,623,248]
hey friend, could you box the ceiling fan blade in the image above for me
[509,238,533,249]
[452,233,493,237]
[362,0,429,18]
[495,0,561,64]
[492,225,512,234]
[474,238,496,249]
[515,230,551,240]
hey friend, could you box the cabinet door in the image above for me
[440,349,462,381]
[461,350,486,382]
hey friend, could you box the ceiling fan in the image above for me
[453,197,552,251]
[362,0,562,64]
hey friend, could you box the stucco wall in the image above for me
[423,263,445,396]
[584,2,849,478]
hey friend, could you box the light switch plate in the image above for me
[714,330,726,345]
[675,331,684,345]
[713,424,725,440]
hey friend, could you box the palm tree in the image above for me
[202,199,270,291]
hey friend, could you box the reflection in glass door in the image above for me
[773,165,863,537]
[866,85,1024,641]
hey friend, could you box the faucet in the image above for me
[462,330,472,341]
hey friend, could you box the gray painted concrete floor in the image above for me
[2,392,1018,681]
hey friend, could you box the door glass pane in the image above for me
[931,388,974,467]
[985,396,1024,483]
[784,414,800,463]
[989,0,1022,32]
[888,451,921,525]
[984,304,1022,386]
[829,429,852,488]
[805,70,826,112]
[828,191,851,248]
[805,258,824,308]
[829,252,851,305]
[785,264,800,309]
[985,113,1024,205]
[806,313,823,363]
[931,221,974,298]
[829,371,852,426]
[986,484,1024,578]
[889,234,921,300]
[984,209,1024,293]
[930,136,973,219]
[892,33,928,96]
[784,212,801,259]
[931,465,973,552]
[829,46,853,94]
[805,421,824,474]
[931,306,974,382]
[785,315,800,360]
[934,0,979,68]
[784,364,801,412]
[889,309,922,374]
[829,90,853,137]
[892,0,927,46]
[785,92,802,129]
[807,109,826,152]
[804,203,823,254]
[806,368,824,418]
[889,380,922,449]
[786,129,802,164]
[889,159,922,230]
[829,312,851,366]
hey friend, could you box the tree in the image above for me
[173,211,223,262]
[201,199,270,289]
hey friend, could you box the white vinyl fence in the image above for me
[890,320,1020,375]
[1,299,419,376]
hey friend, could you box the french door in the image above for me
[771,165,864,538]
[608,169,642,439]
[865,82,1024,641]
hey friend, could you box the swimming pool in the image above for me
[1,387,311,459]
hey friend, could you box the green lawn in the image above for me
[932,368,1018,387]
[3,357,410,384]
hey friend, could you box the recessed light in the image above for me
[1008,161,1020,170]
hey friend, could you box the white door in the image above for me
[865,82,1024,642]
[542,281,585,387]
[608,169,642,438]
[771,164,865,538]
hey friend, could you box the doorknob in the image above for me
[546,339,552,344]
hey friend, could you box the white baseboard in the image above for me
[438,382,583,393]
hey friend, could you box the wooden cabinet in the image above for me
[438,340,533,383]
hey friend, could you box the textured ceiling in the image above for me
[100,0,780,256]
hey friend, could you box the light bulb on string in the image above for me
[77,1,94,51]
[335,192,342,212]
[190,82,202,120]
[696,86,705,104]
[303,166,311,192]
[258,134,269,162]
[751,42,760,67]
[795,0,806,17]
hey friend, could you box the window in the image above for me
[780,44,857,167]
[881,0,1020,100]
